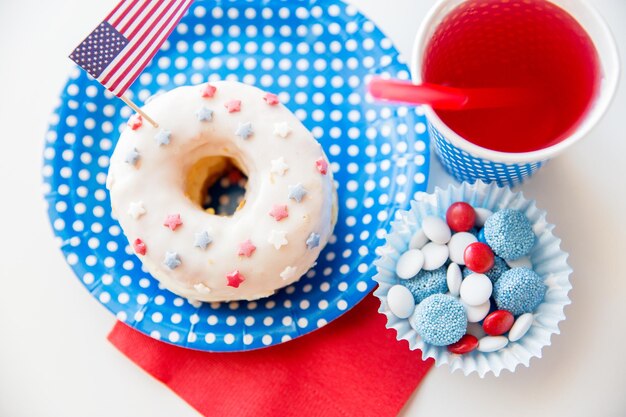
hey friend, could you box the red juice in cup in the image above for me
[421,0,601,153]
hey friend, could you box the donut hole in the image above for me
[184,156,248,216]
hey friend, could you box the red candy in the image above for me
[446,202,476,232]
[127,114,143,130]
[133,238,147,255]
[464,242,495,273]
[482,310,515,336]
[447,334,479,354]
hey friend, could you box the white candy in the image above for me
[477,335,509,352]
[447,232,477,265]
[409,229,429,250]
[460,273,493,306]
[474,208,493,228]
[421,242,449,271]
[462,299,491,323]
[387,285,416,319]
[446,263,463,296]
[395,249,424,279]
[505,256,533,269]
[508,313,534,342]
[422,216,452,244]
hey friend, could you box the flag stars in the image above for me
[270,157,289,176]
[154,129,171,146]
[235,122,253,139]
[273,122,292,138]
[196,106,214,122]
[288,183,307,203]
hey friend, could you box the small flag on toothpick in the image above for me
[69,0,193,127]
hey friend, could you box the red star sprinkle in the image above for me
[263,93,279,105]
[315,157,328,175]
[238,239,256,257]
[226,270,245,288]
[201,83,217,98]
[133,238,147,255]
[163,214,183,231]
[269,204,289,221]
[224,99,241,113]
[127,114,143,130]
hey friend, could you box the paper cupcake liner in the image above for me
[373,180,572,377]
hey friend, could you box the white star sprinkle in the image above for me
[127,201,146,219]
[193,283,212,294]
[280,266,297,281]
[273,122,292,138]
[268,230,288,250]
[270,157,289,176]
[154,129,171,146]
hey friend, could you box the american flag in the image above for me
[70,0,193,97]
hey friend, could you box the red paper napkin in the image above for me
[108,293,433,417]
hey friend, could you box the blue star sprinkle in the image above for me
[163,251,181,269]
[306,232,320,250]
[196,106,214,122]
[194,231,213,250]
[125,148,140,166]
[154,129,171,146]
[235,122,253,139]
[288,183,307,203]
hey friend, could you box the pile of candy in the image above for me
[387,202,547,354]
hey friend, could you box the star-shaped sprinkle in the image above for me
[288,183,307,203]
[164,251,181,269]
[133,238,147,255]
[127,114,143,130]
[163,214,183,231]
[196,106,214,122]
[200,83,217,98]
[306,232,321,250]
[268,230,288,250]
[128,201,146,219]
[263,92,279,105]
[270,157,289,176]
[125,148,140,166]
[273,122,292,138]
[193,283,212,294]
[315,157,328,175]
[194,231,213,250]
[269,204,289,221]
[235,121,253,139]
[154,129,171,146]
[238,239,257,257]
[226,270,245,288]
[224,99,241,113]
[280,266,297,281]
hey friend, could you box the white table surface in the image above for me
[1,1,625,416]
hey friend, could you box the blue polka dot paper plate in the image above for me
[42,0,430,351]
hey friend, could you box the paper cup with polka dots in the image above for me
[373,181,572,377]
[410,0,619,186]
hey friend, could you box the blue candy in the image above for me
[493,267,546,315]
[462,256,509,284]
[402,265,448,304]
[484,209,535,260]
[412,294,467,346]
[477,227,487,244]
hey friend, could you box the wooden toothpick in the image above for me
[121,95,159,128]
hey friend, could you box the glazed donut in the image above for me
[107,81,337,302]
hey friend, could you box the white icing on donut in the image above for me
[108,81,336,302]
